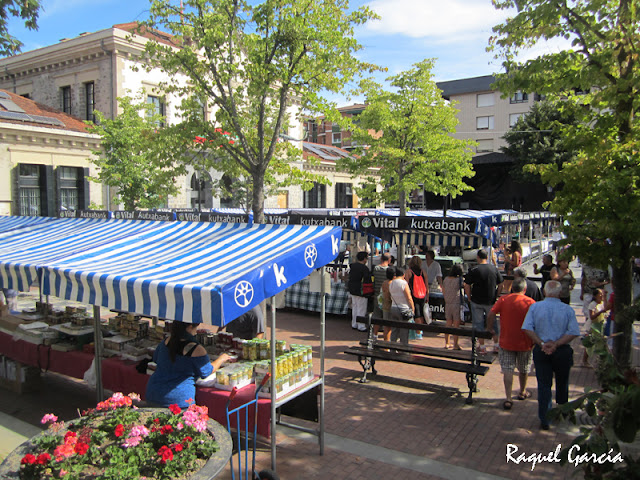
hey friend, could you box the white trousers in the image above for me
[350,295,368,329]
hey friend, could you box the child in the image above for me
[582,288,609,366]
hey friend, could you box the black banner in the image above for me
[175,211,249,223]
[112,211,176,221]
[58,210,111,219]
[358,215,477,234]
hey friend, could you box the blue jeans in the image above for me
[532,344,573,425]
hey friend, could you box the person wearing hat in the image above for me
[146,320,229,408]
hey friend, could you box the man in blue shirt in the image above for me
[522,280,581,430]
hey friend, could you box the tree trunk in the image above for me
[612,243,633,368]
[252,170,265,224]
[398,189,407,267]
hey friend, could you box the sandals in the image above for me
[452,345,462,350]
[503,400,513,410]
[517,390,532,401]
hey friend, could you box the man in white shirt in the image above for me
[422,250,443,291]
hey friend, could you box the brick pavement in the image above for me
[0,261,610,479]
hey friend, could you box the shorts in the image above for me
[470,301,498,335]
[413,296,426,319]
[445,303,461,322]
[499,349,533,374]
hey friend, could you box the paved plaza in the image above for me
[0,261,637,479]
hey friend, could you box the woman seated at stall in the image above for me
[146,320,229,408]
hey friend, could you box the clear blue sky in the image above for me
[6,1,569,105]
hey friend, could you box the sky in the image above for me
[5,0,570,105]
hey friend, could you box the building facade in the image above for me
[0,90,102,216]
[0,24,313,212]
[303,104,367,151]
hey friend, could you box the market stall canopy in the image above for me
[357,211,504,248]
[0,216,341,325]
[0,215,56,236]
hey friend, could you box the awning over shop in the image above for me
[0,215,57,235]
[0,216,341,325]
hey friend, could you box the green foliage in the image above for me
[490,0,640,367]
[501,98,582,182]
[550,309,640,479]
[0,0,40,57]
[337,59,475,213]
[87,94,187,211]
[140,0,379,222]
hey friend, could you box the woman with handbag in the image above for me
[388,267,415,345]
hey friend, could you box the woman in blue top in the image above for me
[146,320,229,408]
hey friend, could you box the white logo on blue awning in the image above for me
[305,245,318,268]
[234,280,254,308]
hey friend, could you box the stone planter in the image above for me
[0,408,232,480]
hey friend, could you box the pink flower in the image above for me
[128,392,141,402]
[41,413,58,424]
[59,469,68,477]
[129,425,150,438]
[176,422,184,430]
[54,443,75,461]
[123,435,142,448]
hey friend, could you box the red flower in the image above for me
[168,404,181,415]
[182,436,193,443]
[172,443,183,452]
[158,445,174,464]
[160,424,173,435]
[153,418,160,423]
[21,454,36,465]
[74,442,89,456]
[36,453,51,465]
[64,431,77,445]
[151,427,158,433]
[114,424,125,437]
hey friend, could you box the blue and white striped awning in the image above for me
[0,216,341,325]
[393,232,488,248]
[0,215,56,236]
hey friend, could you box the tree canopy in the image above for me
[338,59,475,215]
[0,0,39,57]
[501,98,582,183]
[87,95,187,211]
[141,0,378,223]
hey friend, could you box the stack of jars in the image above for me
[215,363,254,389]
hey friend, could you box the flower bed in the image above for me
[10,393,227,480]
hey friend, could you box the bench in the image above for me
[344,315,494,404]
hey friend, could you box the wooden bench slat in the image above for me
[344,347,489,376]
[358,340,496,364]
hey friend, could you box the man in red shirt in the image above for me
[487,277,536,410]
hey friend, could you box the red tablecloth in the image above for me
[0,330,272,437]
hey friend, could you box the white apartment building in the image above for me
[436,75,539,154]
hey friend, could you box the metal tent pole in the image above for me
[319,267,326,455]
[93,305,104,402]
[270,301,277,470]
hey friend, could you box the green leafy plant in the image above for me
[549,301,640,479]
[20,393,218,480]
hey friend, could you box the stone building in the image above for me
[0,23,330,212]
[0,89,102,216]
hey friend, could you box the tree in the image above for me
[141,0,378,223]
[338,59,476,215]
[501,98,582,183]
[491,0,640,368]
[0,0,39,57]
[87,95,187,210]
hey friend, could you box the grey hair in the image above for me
[513,267,527,279]
[511,277,526,293]
[544,280,562,298]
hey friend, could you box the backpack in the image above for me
[412,271,427,299]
